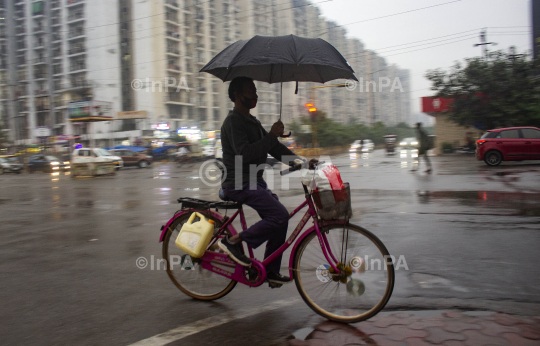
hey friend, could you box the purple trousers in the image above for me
[223,181,289,274]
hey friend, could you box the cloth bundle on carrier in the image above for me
[301,163,352,220]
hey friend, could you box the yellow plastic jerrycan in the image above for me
[175,212,215,258]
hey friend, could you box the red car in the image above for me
[476,127,540,166]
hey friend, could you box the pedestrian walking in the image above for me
[413,122,432,173]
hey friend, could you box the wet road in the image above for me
[1,150,539,346]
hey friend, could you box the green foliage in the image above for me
[426,50,540,129]
[289,114,423,148]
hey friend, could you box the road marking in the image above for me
[127,297,300,346]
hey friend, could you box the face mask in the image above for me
[241,94,257,109]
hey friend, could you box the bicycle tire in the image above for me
[293,223,394,323]
[162,212,237,301]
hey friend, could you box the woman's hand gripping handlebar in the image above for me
[280,159,321,176]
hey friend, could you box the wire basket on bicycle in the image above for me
[301,163,352,221]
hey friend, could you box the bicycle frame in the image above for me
[159,191,347,288]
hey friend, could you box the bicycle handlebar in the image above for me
[279,160,325,176]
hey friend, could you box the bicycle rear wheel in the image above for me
[293,223,394,323]
[163,212,236,300]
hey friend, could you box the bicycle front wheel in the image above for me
[293,224,394,323]
[163,212,236,301]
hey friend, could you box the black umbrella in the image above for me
[200,35,357,128]
[200,35,358,84]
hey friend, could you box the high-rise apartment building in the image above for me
[0,0,412,146]
[1,0,122,146]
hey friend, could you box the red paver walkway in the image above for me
[289,311,540,346]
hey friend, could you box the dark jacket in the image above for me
[416,128,429,155]
[221,109,299,188]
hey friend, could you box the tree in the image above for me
[426,51,540,129]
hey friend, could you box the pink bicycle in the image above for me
[159,162,394,323]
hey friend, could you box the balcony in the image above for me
[53,66,63,75]
[15,28,26,36]
[51,0,60,9]
[165,0,178,9]
[166,47,180,56]
[35,89,49,97]
[68,46,86,56]
[69,79,91,89]
[166,31,180,40]
[33,26,45,34]
[167,64,180,72]
[66,0,84,7]
[165,13,179,24]
[164,93,192,105]
[51,18,61,26]
[33,57,47,65]
[67,12,84,23]
[34,72,48,80]
[68,29,85,39]
[69,63,86,72]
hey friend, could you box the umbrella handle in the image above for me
[280,131,291,138]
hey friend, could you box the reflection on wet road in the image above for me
[1,153,540,345]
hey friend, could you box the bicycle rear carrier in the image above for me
[177,197,241,210]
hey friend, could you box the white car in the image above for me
[202,145,215,158]
[350,139,374,153]
[71,148,123,177]
[399,137,419,149]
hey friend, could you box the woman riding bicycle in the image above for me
[217,76,312,285]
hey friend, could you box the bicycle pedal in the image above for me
[268,282,283,289]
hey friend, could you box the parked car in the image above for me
[28,154,69,173]
[476,127,540,166]
[350,139,374,153]
[108,149,152,168]
[0,156,23,174]
[71,148,123,177]
[399,137,419,149]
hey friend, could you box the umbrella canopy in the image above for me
[200,35,357,83]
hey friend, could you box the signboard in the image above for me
[421,97,453,113]
[154,123,170,130]
[69,100,113,120]
[534,0,540,60]
[117,110,148,119]
[34,127,51,138]
[177,128,201,140]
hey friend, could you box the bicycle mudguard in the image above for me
[288,220,348,279]
[158,208,239,243]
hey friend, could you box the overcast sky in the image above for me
[317,0,532,116]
